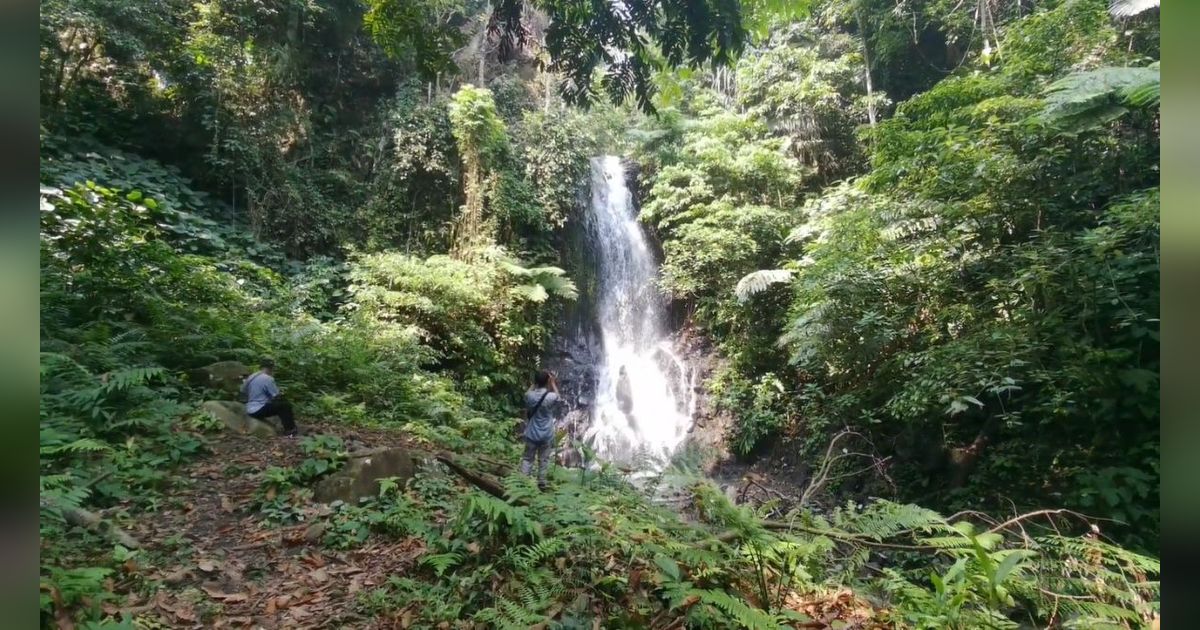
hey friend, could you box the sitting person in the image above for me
[240,357,298,437]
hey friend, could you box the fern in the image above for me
[853,501,950,538]
[1022,535,1159,626]
[510,537,568,570]
[474,594,547,629]
[516,568,564,612]
[1109,0,1158,18]
[1039,64,1160,130]
[40,473,90,522]
[420,552,463,576]
[459,493,544,540]
[40,438,111,457]
[102,366,167,394]
[499,259,579,302]
[684,588,783,629]
[735,269,794,303]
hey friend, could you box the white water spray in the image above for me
[582,156,695,469]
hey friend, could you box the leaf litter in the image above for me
[109,422,437,628]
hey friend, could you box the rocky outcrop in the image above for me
[199,400,279,438]
[669,325,730,473]
[313,447,424,503]
[542,328,601,468]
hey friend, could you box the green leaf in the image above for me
[654,555,682,582]
[993,550,1035,586]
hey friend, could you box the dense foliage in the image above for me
[40,0,1158,626]
[634,0,1159,552]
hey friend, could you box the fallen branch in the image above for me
[470,454,516,473]
[85,469,115,489]
[799,430,893,506]
[985,508,1104,535]
[59,505,141,549]
[711,520,938,551]
[434,452,508,500]
[739,476,788,504]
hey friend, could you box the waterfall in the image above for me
[581,156,695,469]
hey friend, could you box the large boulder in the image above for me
[191,361,252,394]
[313,447,423,504]
[199,400,279,438]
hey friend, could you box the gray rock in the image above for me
[312,448,422,504]
[199,400,280,437]
[303,522,327,544]
[191,361,252,393]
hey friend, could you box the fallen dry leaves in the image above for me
[91,421,433,628]
[784,588,894,629]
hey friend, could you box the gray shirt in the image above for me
[524,388,560,443]
[241,371,279,414]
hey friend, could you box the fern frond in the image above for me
[1109,0,1158,18]
[687,588,783,629]
[512,537,568,570]
[40,473,90,520]
[1039,65,1159,130]
[40,438,111,457]
[735,269,794,303]
[509,283,549,303]
[421,552,463,576]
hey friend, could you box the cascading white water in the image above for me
[582,156,695,469]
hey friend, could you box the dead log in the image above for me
[434,452,508,500]
[59,505,141,549]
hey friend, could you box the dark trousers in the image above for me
[249,399,297,433]
[520,439,552,487]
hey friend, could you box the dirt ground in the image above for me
[109,422,426,629]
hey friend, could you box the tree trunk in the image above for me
[50,27,80,109]
[478,47,486,85]
[856,10,877,129]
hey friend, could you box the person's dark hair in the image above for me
[261,357,276,369]
[533,370,551,387]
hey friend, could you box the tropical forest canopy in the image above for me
[40,0,1159,627]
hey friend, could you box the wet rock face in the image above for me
[543,327,602,416]
[666,326,731,472]
[312,448,423,504]
[540,332,600,469]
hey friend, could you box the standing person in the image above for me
[522,370,560,490]
[241,357,299,437]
